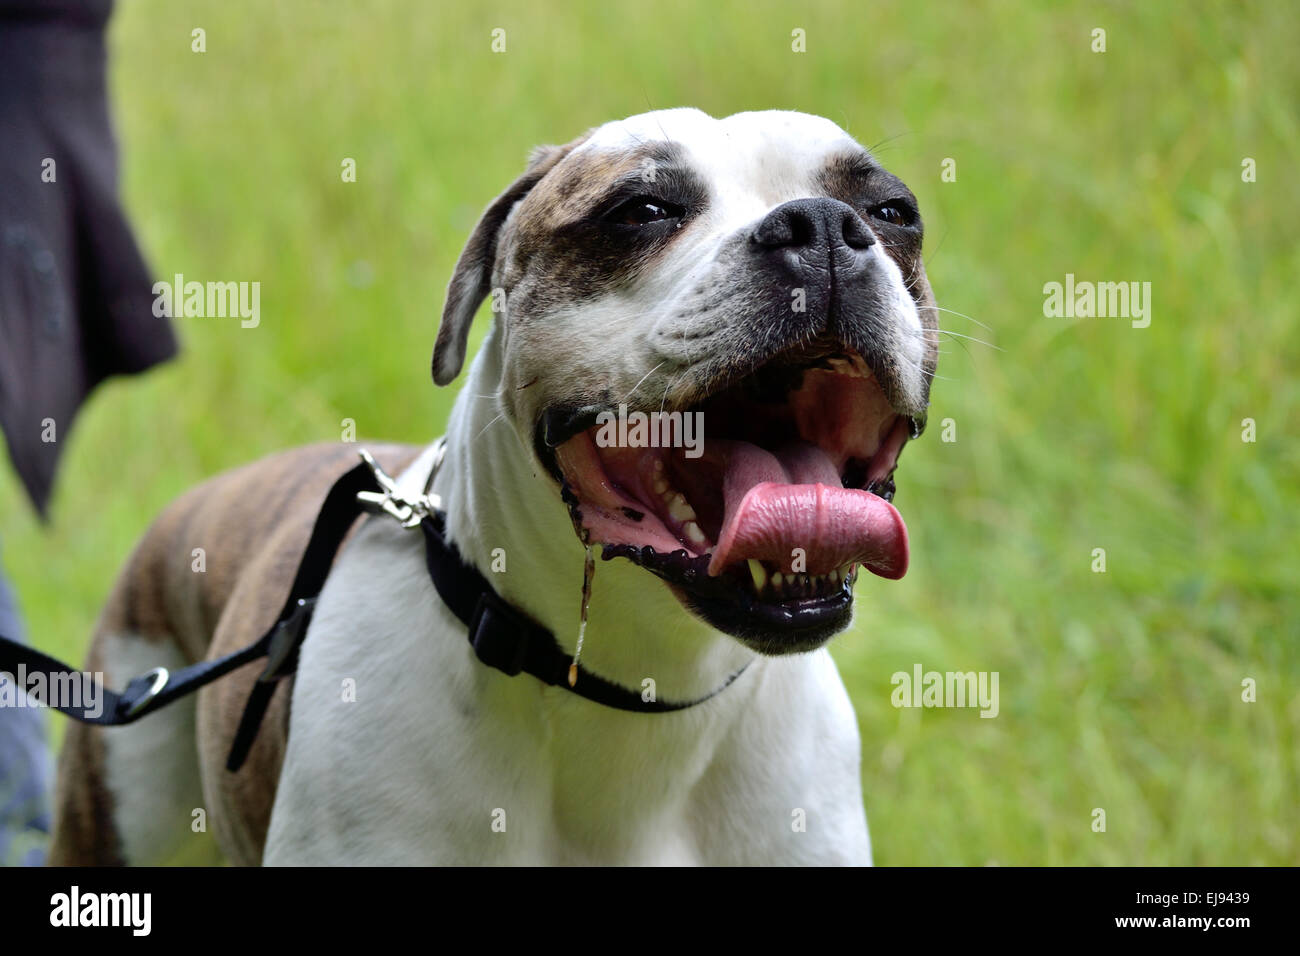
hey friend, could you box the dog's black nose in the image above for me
[751,198,875,252]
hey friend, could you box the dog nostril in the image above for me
[752,210,815,249]
[841,213,875,250]
[753,198,874,251]
[751,217,796,248]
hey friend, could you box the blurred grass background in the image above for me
[1,0,1295,864]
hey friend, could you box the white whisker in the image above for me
[917,304,993,333]
[623,361,666,403]
[934,329,1001,351]
[473,411,507,441]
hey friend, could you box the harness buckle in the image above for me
[356,448,440,529]
[468,592,529,677]
[123,666,170,718]
[259,597,316,683]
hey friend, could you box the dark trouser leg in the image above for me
[0,554,52,865]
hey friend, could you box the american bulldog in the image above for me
[48,108,939,866]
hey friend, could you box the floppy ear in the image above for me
[432,141,578,386]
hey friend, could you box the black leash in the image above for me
[0,460,379,771]
[0,447,748,773]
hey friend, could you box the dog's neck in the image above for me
[432,330,756,700]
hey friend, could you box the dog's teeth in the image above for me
[666,493,696,522]
[830,568,841,584]
[747,559,766,594]
[684,521,708,547]
[650,458,669,494]
[771,572,784,590]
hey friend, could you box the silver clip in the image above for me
[125,666,170,718]
[356,448,440,529]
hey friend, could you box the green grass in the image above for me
[1,0,1295,864]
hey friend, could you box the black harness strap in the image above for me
[0,449,749,775]
[420,510,748,713]
[223,460,383,770]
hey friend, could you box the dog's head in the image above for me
[434,108,938,655]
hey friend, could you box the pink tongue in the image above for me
[705,440,908,579]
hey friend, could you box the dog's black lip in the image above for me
[909,411,927,439]
[597,541,855,652]
[535,402,608,484]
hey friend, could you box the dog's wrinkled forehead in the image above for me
[510,108,868,241]
[583,108,861,193]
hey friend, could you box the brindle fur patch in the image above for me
[48,443,421,866]
[818,150,926,285]
[499,141,708,321]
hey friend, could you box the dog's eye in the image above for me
[869,201,914,227]
[607,197,684,226]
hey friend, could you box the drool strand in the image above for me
[568,545,596,687]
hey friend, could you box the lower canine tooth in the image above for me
[684,521,708,547]
[747,559,766,593]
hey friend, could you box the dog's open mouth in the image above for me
[538,346,921,652]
